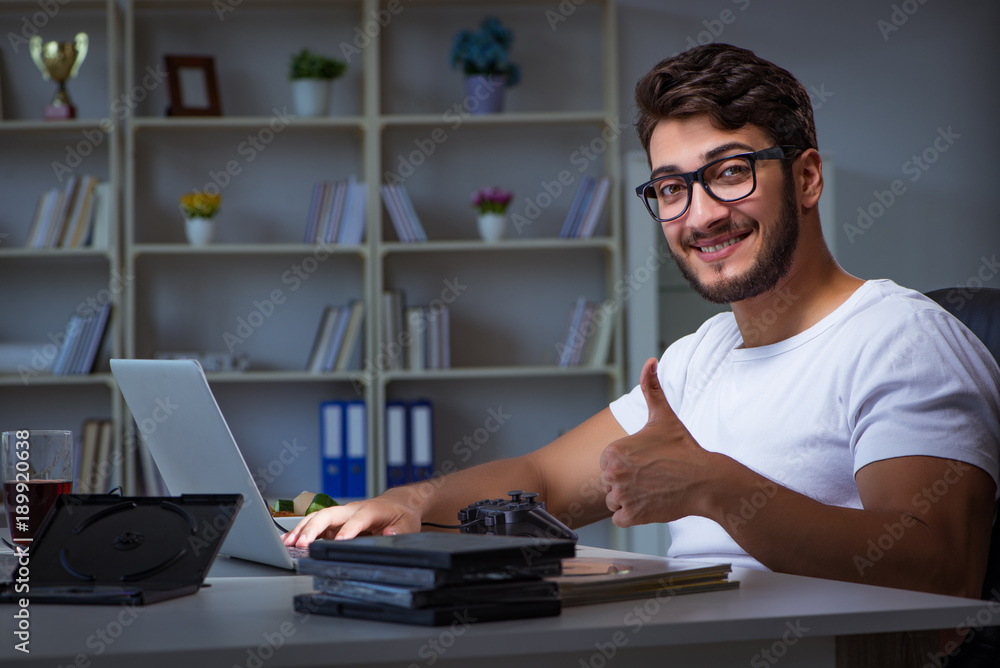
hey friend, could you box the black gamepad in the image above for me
[458,491,579,542]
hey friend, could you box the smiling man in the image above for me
[286,44,1000,599]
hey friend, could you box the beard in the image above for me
[669,173,800,305]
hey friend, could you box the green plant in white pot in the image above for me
[289,48,347,117]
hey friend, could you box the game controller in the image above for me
[458,490,579,542]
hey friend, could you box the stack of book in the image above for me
[293,533,571,625]
[26,175,111,249]
[303,178,367,245]
[52,303,113,375]
[379,183,427,242]
[558,175,612,239]
[382,291,450,371]
[304,301,364,372]
[555,297,615,367]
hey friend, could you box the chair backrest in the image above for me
[924,287,1000,667]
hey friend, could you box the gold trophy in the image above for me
[29,33,88,120]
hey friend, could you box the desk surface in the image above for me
[0,546,991,668]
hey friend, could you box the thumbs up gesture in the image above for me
[599,357,718,527]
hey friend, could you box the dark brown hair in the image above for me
[635,44,817,157]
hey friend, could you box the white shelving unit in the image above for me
[0,0,123,442]
[5,1,624,518]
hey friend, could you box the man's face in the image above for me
[648,116,800,305]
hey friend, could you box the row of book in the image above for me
[26,175,111,249]
[382,291,450,371]
[556,297,615,367]
[52,303,113,375]
[303,179,367,245]
[305,301,365,372]
[75,419,166,496]
[380,184,428,242]
[558,175,612,239]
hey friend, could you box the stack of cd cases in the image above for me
[293,532,576,625]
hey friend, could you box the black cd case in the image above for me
[1,493,242,605]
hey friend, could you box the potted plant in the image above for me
[450,17,520,114]
[179,191,221,246]
[289,48,347,117]
[471,186,513,242]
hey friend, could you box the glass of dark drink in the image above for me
[2,430,74,547]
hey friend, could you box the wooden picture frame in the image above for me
[164,55,221,116]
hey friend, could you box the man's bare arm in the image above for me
[284,408,624,546]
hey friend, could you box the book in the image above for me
[583,300,615,367]
[73,302,112,374]
[89,182,112,249]
[305,306,340,373]
[333,300,364,371]
[382,291,405,370]
[549,554,738,607]
[405,307,426,371]
[392,185,427,242]
[559,176,594,238]
[61,175,99,248]
[575,175,612,239]
[336,180,367,245]
[557,297,588,367]
[91,420,114,494]
[25,188,62,248]
[76,419,102,494]
[380,184,413,242]
[320,307,350,372]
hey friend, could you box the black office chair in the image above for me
[924,287,1000,668]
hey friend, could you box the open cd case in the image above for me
[0,494,242,605]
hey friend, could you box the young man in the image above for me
[286,44,1000,598]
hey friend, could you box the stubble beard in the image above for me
[669,174,800,305]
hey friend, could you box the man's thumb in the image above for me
[640,357,670,419]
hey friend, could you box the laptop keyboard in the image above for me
[287,545,310,559]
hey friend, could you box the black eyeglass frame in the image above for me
[635,145,801,223]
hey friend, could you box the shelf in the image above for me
[0,247,114,260]
[381,238,615,255]
[131,243,367,257]
[383,365,619,382]
[202,370,368,384]
[0,119,113,134]
[0,373,115,388]
[130,116,366,132]
[380,111,608,129]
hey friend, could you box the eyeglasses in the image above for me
[635,146,800,223]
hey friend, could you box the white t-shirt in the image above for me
[609,279,1000,570]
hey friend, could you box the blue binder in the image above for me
[320,401,346,498]
[344,401,367,498]
[385,401,409,488]
[408,400,433,482]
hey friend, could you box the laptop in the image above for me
[110,358,303,569]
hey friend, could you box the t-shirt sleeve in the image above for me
[849,309,1000,486]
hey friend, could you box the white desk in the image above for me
[0,546,991,668]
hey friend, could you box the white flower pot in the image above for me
[185,217,215,246]
[292,79,332,117]
[477,213,507,242]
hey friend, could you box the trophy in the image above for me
[29,33,88,120]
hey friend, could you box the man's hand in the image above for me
[282,494,422,547]
[600,357,720,527]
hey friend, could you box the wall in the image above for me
[617,0,1000,296]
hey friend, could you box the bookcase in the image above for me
[0,0,123,450]
[4,1,625,536]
